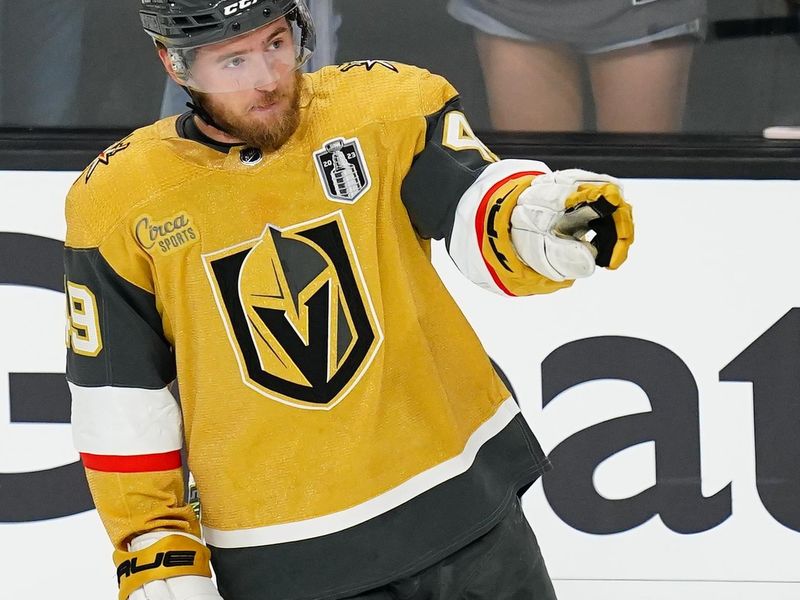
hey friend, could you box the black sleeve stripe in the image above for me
[65,247,176,389]
[400,97,492,242]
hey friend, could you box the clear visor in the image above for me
[167,15,313,94]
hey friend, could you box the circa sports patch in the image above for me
[313,137,372,204]
[134,211,199,257]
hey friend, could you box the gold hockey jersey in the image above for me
[65,62,561,600]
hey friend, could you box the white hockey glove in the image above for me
[510,169,634,282]
[117,531,222,600]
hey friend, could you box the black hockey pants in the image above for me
[342,499,557,600]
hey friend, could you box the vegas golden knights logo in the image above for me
[203,212,383,410]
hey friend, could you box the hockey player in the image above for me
[64,1,633,599]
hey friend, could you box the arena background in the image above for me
[1,0,799,598]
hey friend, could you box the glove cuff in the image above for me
[479,173,574,295]
[113,533,212,600]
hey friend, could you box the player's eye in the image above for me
[269,39,284,51]
[224,56,246,69]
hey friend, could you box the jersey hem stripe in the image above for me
[203,396,520,547]
[206,412,551,600]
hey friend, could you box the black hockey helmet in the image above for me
[140,0,315,92]
[140,0,314,51]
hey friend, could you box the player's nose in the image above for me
[252,55,281,92]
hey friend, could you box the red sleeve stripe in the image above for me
[474,170,544,297]
[80,450,182,473]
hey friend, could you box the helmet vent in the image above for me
[181,23,220,36]
[193,14,217,25]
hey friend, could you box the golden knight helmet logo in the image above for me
[204,212,382,410]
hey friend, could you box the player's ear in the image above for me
[156,44,185,87]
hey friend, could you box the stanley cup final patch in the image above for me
[314,137,372,203]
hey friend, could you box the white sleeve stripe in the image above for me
[69,383,183,456]
[449,160,550,295]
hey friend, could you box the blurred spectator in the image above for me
[5,0,798,134]
[794,0,800,42]
[307,0,341,70]
[335,0,491,127]
[448,0,707,132]
[0,1,87,127]
[160,0,341,117]
[1,0,165,129]
[685,0,800,133]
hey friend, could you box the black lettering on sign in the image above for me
[720,308,800,532]
[0,233,93,522]
[541,336,732,534]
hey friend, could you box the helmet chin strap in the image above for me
[182,86,237,140]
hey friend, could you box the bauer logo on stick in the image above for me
[314,137,372,203]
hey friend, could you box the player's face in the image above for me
[193,69,302,151]
[190,18,298,93]
[177,18,303,150]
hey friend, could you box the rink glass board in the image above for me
[1,172,798,599]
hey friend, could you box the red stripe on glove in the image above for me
[474,170,544,296]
